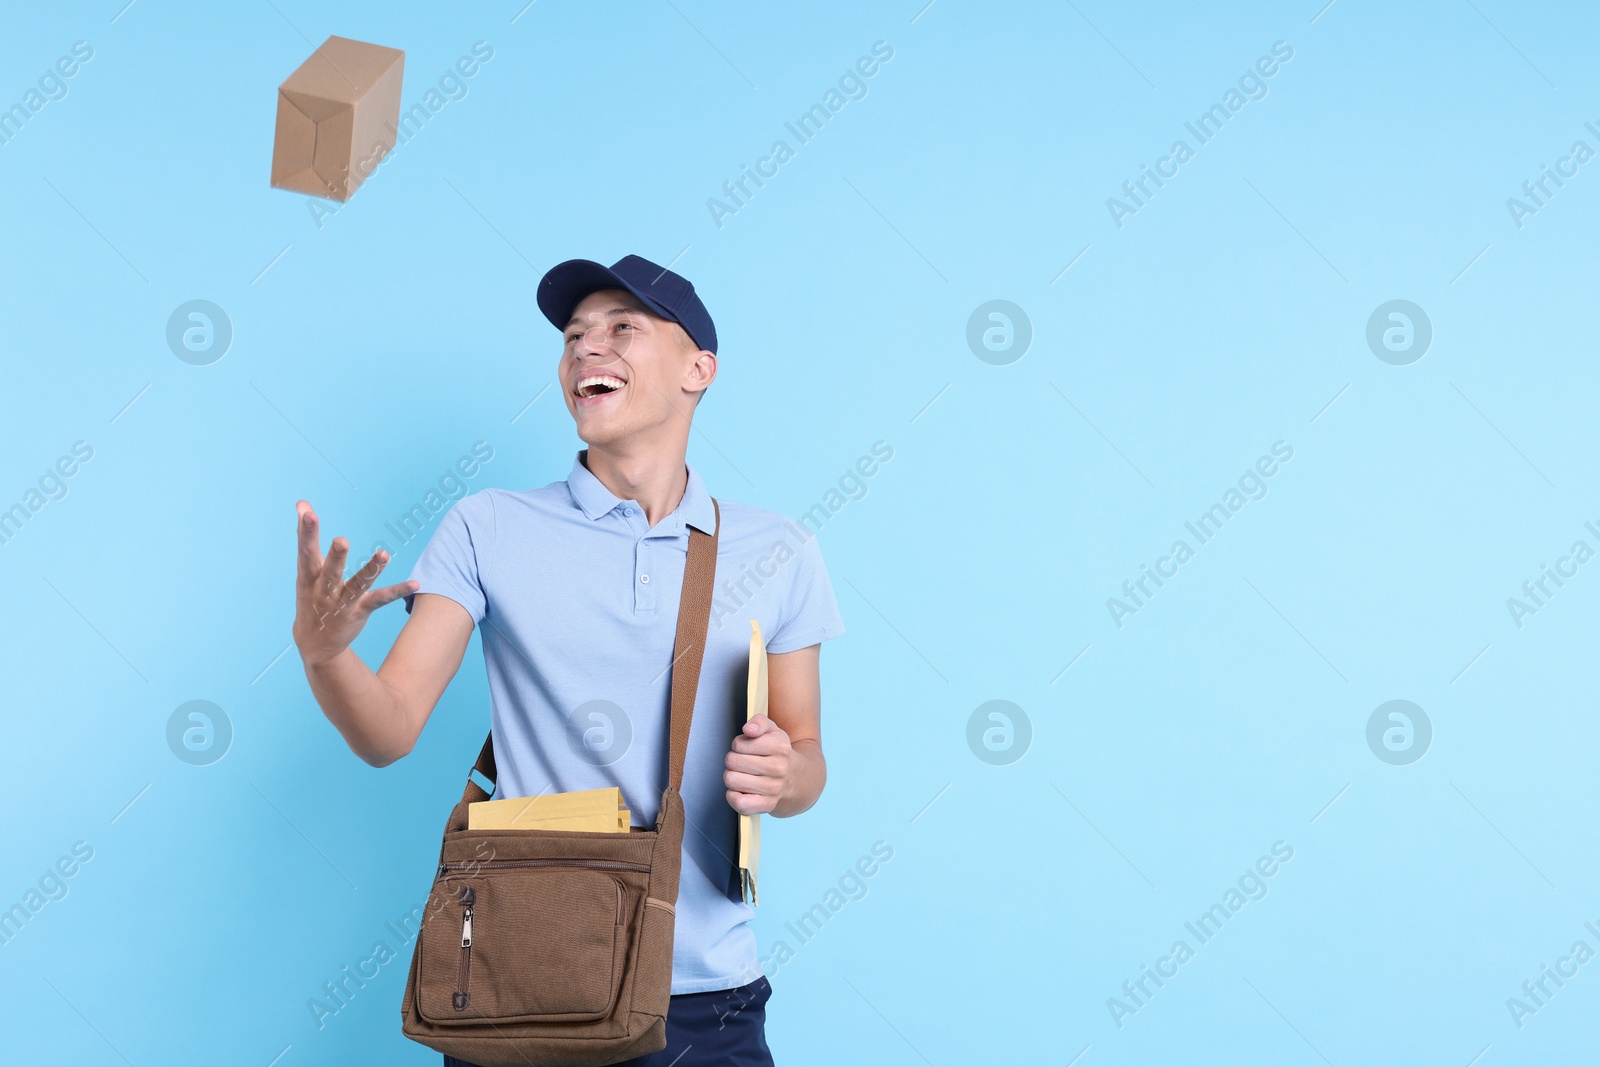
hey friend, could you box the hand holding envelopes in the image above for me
[467,786,631,832]
[739,620,766,906]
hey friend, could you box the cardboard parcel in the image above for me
[271,35,404,202]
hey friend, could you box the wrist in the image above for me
[300,644,352,672]
[773,740,820,818]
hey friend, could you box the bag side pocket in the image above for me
[630,897,676,1020]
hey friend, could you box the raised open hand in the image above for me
[292,500,418,667]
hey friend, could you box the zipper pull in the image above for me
[461,906,473,947]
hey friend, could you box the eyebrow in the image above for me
[564,306,648,331]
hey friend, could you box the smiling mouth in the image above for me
[575,374,626,401]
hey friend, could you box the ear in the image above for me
[683,347,716,400]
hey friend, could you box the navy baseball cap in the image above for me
[537,254,718,355]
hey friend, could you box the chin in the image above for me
[575,418,625,448]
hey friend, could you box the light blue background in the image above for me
[2,1,1597,1063]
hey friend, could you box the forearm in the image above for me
[773,739,825,818]
[303,646,411,767]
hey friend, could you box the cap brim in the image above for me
[537,258,678,335]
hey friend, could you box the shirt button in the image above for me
[622,507,634,516]
[640,574,650,584]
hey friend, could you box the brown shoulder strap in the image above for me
[668,497,720,796]
[461,498,721,818]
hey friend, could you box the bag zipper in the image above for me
[438,857,650,877]
[454,886,475,1012]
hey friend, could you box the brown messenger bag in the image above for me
[400,498,720,1066]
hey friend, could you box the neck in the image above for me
[581,441,690,527]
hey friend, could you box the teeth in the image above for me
[576,375,626,397]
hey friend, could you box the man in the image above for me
[291,254,845,1066]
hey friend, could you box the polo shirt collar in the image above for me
[567,450,716,533]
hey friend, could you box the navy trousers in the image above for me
[443,975,775,1067]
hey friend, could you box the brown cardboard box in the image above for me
[271,35,404,202]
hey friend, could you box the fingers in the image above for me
[345,551,420,612]
[295,498,418,623]
[732,727,787,755]
[295,501,324,586]
[726,789,775,816]
[319,533,351,594]
[725,754,782,795]
[741,715,783,743]
[359,577,421,613]
[343,547,391,599]
[724,751,778,776]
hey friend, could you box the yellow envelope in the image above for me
[738,620,766,906]
[469,786,631,832]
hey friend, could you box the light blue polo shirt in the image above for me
[403,450,845,993]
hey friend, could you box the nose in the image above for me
[574,325,626,359]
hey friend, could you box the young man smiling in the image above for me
[292,254,844,1066]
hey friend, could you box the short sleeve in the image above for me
[402,491,494,624]
[766,530,845,654]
